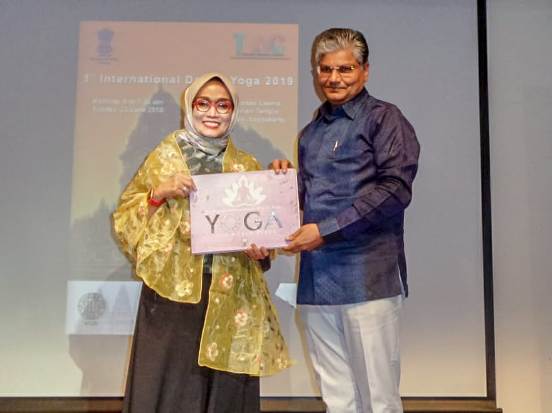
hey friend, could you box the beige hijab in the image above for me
[180,72,239,155]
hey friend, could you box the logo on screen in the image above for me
[233,32,286,60]
[77,292,106,322]
[92,28,117,64]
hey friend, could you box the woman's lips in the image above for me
[203,120,220,128]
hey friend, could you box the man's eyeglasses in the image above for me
[317,64,358,78]
[193,98,233,115]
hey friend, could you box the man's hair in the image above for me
[312,28,369,65]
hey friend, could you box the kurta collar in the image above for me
[319,88,369,122]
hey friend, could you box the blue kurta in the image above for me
[297,88,420,305]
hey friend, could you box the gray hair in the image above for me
[312,28,369,65]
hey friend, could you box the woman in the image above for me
[113,73,291,413]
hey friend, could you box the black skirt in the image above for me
[122,272,260,413]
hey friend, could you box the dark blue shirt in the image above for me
[297,88,420,305]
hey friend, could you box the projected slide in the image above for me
[66,21,299,396]
[1,1,489,399]
[72,21,297,225]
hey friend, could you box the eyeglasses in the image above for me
[193,98,233,115]
[317,64,358,78]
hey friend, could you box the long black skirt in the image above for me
[122,273,260,413]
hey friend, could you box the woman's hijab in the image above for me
[180,72,239,155]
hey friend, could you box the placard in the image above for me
[190,170,300,253]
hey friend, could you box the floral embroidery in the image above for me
[179,220,191,234]
[137,205,146,218]
[234,308,249,327]
[219,273,234,290]
[175,280,193,297]
[206,342,219,361]
[263,320,271,337]
[276,357,287,369]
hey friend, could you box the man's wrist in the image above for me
[317,218,339,237]
[316,218,343,243]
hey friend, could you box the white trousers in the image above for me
[299,295,403,413]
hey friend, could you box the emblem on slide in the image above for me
[77,292,106,321]
[96,28,114,58]
[233,32,286,59]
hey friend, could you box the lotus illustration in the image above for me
[222,176,266,207]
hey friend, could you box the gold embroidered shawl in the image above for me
[113,132,291,376]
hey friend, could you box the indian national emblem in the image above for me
[97,28,114,59]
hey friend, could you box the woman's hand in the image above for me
[270,159,293,174]
[244,243,270,261]
[153,173,197,200]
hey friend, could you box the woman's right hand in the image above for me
[153,173,197,200]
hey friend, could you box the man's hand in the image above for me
[283,224,324,253]
[270,159,293,174]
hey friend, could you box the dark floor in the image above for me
[0,397,503,413]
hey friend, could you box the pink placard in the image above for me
[189,170,300,254]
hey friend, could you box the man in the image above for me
[273,28,419,413]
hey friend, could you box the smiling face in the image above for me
[317,48,369,106]
[191,79,234,139]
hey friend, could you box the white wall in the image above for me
[488,1,552,412]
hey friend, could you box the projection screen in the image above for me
[0,0,488,399]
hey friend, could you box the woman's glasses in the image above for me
[193,98,233,115]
